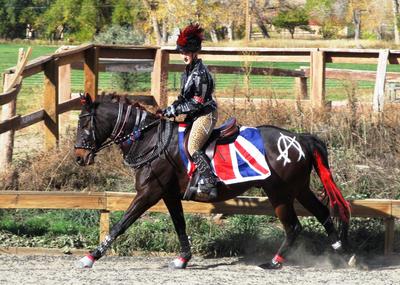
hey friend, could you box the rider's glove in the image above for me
[162,105,176,118]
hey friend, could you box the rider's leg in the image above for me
[188,110,218,200]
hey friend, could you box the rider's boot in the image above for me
[190,150,218,201]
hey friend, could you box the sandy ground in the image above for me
[0,254,400,285]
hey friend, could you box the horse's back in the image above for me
[257,125,313,184]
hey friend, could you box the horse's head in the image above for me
[74,93,99,166]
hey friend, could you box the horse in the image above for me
[74,93,350,270]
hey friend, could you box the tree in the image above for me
[272,7,309,39]
[305,0,348,39]
[393,0,400,44]
[0,0,47,38]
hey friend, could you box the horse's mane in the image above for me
[95,92,149,111]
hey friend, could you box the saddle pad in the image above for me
[178,124,271,184]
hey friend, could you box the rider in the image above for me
[163,23,218,200]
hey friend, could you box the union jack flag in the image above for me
[178,125,271,185]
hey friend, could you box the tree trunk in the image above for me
[226,21,234,41]
[393,0,400,44]
[161,19,168,44]
[353,9,361,41]
[256,20,270,38]
[289,28,295,39]
[210,29,218,42]
[142,0,162,45]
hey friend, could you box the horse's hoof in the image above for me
[169,257,189,269]
[258,262,283,270]
[348,254,357,267]
[75,254,95,268]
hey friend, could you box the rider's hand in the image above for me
[162,105,176,118]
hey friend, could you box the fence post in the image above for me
[0,73,17,170]
[0,48,29,169]
[295,77,308,100]
[373,49,389,112]
[151,48,169,108]
[84,46,99,101]
[99,210,110,243]
[384,217,395,256]
[310,50,326,108]
[43,59,59,150]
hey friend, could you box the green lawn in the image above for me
[1,42,396,103]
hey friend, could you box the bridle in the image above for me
[74,102,161,157]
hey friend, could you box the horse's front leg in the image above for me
[162,185,192,269]
[76,189,163,268]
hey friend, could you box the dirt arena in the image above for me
[0,254,399,285]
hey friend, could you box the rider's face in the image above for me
[180,52,197,65]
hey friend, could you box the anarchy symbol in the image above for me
[276,132,305,166]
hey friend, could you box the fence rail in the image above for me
[0,191,398,255]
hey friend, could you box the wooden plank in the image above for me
[151,49,169,108]
[0,84,20,105]
[350,199,392,217]
[165,46,313,53]
[4,48,32,92]
[0,191,107,209]
[392,200,400,218]
[170,53,310,63]
[0,115,20,134]
[384,218,395,255]
[84,47,99,102]
[0,191,395,219]
[324,50,380,64]
[5,55,50,79]
[98,46,157,59]
[19,110,45,129]
[302,67,400,82]
[373,49,389,112]
[168,64,305,77]
[58,97,81,114]
[310,50,326,108]
[56,52,85,67]
[43,59,59,150]
[99,210,110,243]
[53,43,93,59]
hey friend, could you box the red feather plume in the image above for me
[177,23,204,47]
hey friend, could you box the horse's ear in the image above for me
[80,93,93,108]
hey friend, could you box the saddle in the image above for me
[182,117,240,159]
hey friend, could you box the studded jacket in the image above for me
[172,58,217,121]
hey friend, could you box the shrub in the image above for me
[94,25,146,92]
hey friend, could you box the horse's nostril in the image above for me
[76,156,83,165]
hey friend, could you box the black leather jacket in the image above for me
[172,58,217,121]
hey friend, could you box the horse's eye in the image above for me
[84,129,91,135]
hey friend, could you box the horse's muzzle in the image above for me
[75,149,95,166]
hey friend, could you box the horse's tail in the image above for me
[306,135,351,225]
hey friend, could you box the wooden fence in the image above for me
[1,45,400,167]
[0,191,398,255]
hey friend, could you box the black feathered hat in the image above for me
[176,23,204,53]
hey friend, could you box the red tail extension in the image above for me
[313,150,350,223]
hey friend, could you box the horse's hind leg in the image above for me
[260,202,302,270]
[296,188,343,252]
[162,186,192,269]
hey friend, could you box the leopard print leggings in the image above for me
[187,110,218,156]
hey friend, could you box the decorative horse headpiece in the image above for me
[176,23,204,53]
[79,93,93,110]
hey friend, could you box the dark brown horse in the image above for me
[74,94,350,270]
